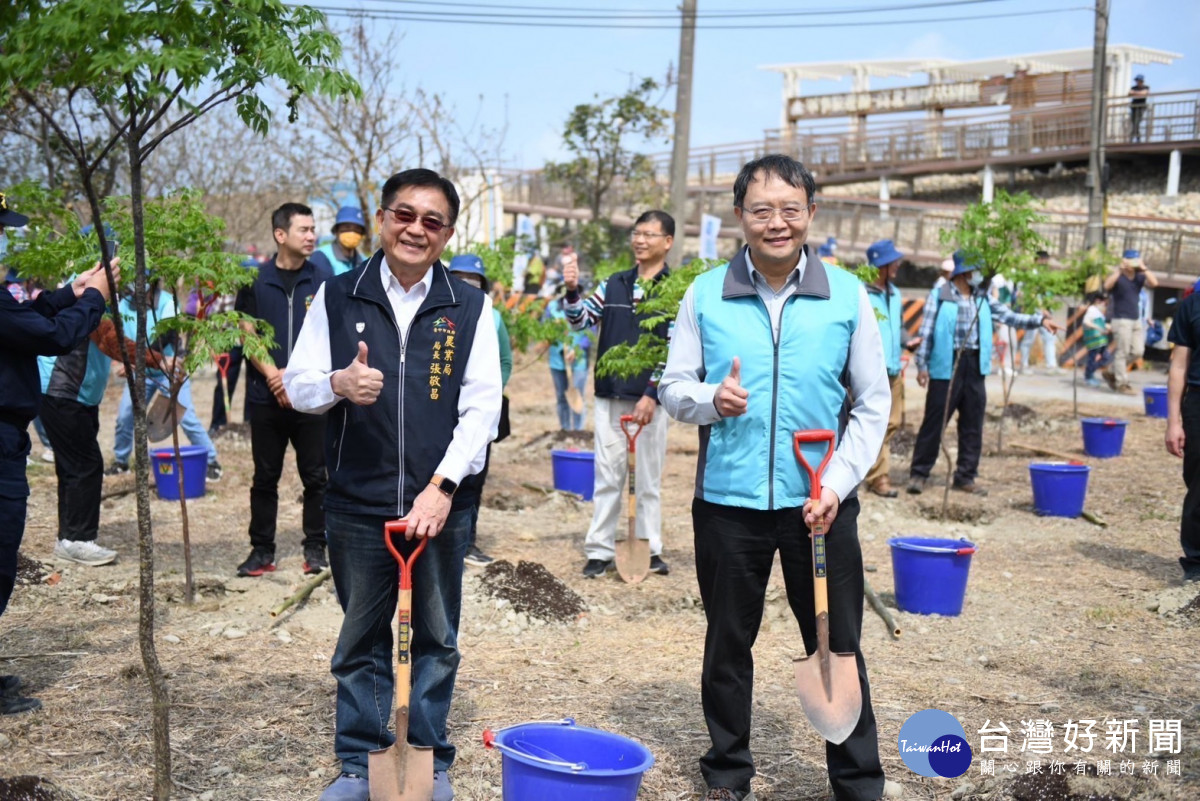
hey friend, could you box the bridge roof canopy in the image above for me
[761,45,1181,84]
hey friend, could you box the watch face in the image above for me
[438,477,458,495]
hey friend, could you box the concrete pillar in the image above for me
[880,177,890,219]
[1167,149,1182,197]
[982,164,995,203]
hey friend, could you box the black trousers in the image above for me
[210,346,244,429]
[248,402,327,552]
[910,352,986,485]
[40,396,103,542]
[0,421,31,617]
[693,496,883,800]
[1180,389,1200,578]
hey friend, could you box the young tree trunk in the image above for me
[129,146,173,801]
[996,328,1019,452]
[168,376,194,606]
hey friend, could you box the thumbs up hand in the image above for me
[332,341,385,406]
[714,356,749,418]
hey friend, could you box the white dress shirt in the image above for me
[658,252,890,502]
[284,260,501,482]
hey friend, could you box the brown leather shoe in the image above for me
[869,477,899,498]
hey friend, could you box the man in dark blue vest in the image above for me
[0,191,119,714]
[660,155,892,801]
[234,203,331,577]
[562,210,674,578]
[286,169,502,801]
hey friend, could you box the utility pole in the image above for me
[668,0,697,261]
[1085,0,1109,247]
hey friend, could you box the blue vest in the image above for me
[246,257,332,407]
[867,282,903,376]
[321,253,485,518]
[926,284,993,380]
[692,246,859,511]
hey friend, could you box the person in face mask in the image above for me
[907,250,1059,497]
[309,206,367,277]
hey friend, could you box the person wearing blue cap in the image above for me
[1129,74,1150,142]
[0,192,121,714]
[448,253,512,567]
[234,203,332,578]
[1104,249,1158,394]
[310,205,367,276]
[862,239,908,497]
[908,251,1059,496]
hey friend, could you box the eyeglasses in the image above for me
[740,205,812,224]
[383,206,450,234]
[629,231,668,241]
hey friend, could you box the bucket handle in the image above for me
[482,718,587,772]
[896,542,976,556]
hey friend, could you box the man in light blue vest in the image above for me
[660,154,891,801]
[862,239,908,498]
[908,251,1059,496]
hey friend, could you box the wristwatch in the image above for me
[429,473,458,497]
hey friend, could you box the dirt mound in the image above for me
[14,554,51,586]
[478,560,586,623]
[1003,402,1038,423]
[1007,770,1126,800]
[918,502,991,523]
[0,776,68,801]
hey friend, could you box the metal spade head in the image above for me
[793,640,862,745]
[614,535,650,584]
[368,724,434,801]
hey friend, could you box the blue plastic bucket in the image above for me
[551,450,595,500]
[152,446,208,500]
[1080,417,1127,458]
[1028,462,1089,517]
[1144,386,1168,418]
[486,719,654,801]
[888,537,976,616]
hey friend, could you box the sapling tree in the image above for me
[1062,244,1122,416]
[0,2,357,796]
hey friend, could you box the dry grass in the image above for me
[1,367,1198,800]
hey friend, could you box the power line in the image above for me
[307,5,1090,30]
[336,0,1015,19]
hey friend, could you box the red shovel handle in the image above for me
[384,518,427,591]
[619,414,643,452]
[792,429,836,501]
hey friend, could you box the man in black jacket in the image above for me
[0,191,119,714]
[563,210,673,578]
[235,203,332,577]
[285,170,501,801]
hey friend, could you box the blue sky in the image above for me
[325,0,1199,168]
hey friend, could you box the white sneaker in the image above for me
[41,450,55,464]
[54,539,118,566]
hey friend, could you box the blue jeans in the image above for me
[550,365,587,430]
[1085,347,1113,380]
[114,375,217,465]
[327,507,471,776]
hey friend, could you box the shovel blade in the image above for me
[614,536,650,584]
[146,395,186,442]
[368,740,434,801]
[793,651,862,744]
[566,386,585,414]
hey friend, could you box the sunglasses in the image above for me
[383,206,450,234]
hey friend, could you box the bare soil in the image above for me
[2,360,1198,801]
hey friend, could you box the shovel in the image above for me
[369,519,435,801]
[614,414,650,584]
[215,352,234,421]
[564,359,584,415]
[146,390,186,443]
[791,430,863,745]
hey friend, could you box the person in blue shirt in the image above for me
[862,239,908,498]
[106,279,222,480]
[0,193,119,714]
[309,205,367,277]
[544,292,590,431]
